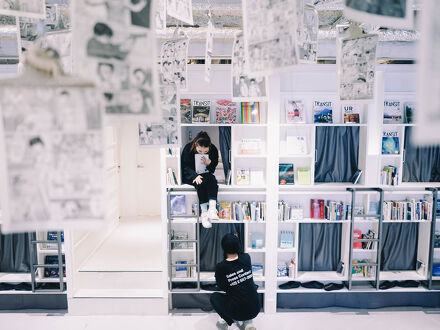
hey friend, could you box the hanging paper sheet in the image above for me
[166,0,193,25]
[161,36,189,90]
[0,0,45,19]
[204,16,214,83]
[73,0,161,123]
[156,0,167,31]
[297,4,319,64]
[231,32,267,102]
[242,0,298,76]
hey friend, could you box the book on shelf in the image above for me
[362,230,377,250]
[171,231,190,249]
[174,260,193,278]
[380,165,399,186]
[279,231,295,249]
[343,104,362,123]
[278,201,303,221]
[192,100,211,123]
[310,199,325,219]
[310,199,351,220]
[195,154,209,174]
[227,201,266,221]
[225,169,232,185]
[382,197,433,221]
[180,99,192,124]
[250,169,265,186]
[167,148,179,156]
[252,264,264,276]
[279,163,295,185]
[351,169,363,185]
[192,203,198,216]
[45,231,64,249]
[215,100,237,124]
[240,102,261,124]
[403,102,415,124]
[313,101,333,123]
[288,259,296,279]
[218,202,232,220]
[170,195,186,216]
[277,264,288,277]
[285,99,305,123]
[167,168,178,185]
[286,135,307,155]
[383,100,402,124]
[236,169,250,185]
[251,232,264,249]
[44,255,66,278]
[297,167,311,185]
[352,260,376,278]
[382,129,400,155]
[353,230,362,248]
[240,138,263,155]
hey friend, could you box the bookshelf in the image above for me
[161,64,440,314]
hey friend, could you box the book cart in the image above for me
[162,64,440,313]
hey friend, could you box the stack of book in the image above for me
[352,260,376,278]
[278,201,303,221]
[167,168,178,185]
[174,260,194,278]
[250,232,264,249]
[380,165,399,186]
[218,201,266,221]
[353,230,377,249]
[252,264,264,276]
[240,102,261,124]
[279,231,295,249]
[310,199,351,220]
[383,198,433,221]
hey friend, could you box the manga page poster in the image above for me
[344,0,414,30]
[166,0,193,26]
[73,0,161,124]
[0,0,45,19]
[297,5,319,64]
[41,31,72,74]
[0,87,105,233]
[161,37,189,90]
[0,18,20,67]
[139,73,181,147]
[204,18,213,83]
[338,33,378,102]
[414,0,440,145]
[242,0,298,76]
[231,32,267,102]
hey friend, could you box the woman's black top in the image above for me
[214,253,260,316]
[181,142,219,184]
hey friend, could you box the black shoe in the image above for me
[278,281,301,290]
[379,280,398,290]
[324,283,345,291]
[397,280,419,288]
[200,283,221,291]
[301,281,324,289]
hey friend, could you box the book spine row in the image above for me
[352,260,376,278]
[166,168,178,185]
[174,260,194,278]
[380,166,399,186]
[278,201,303,221]
[383,199,433,221]
[311,199,351,220]
[219,201,266,221]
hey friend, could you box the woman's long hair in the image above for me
[190,131,211,151]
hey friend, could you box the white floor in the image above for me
[80,217,163,272]
[0,309,440,330]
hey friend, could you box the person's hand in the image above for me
[193,175,203,185]
[201,156,211,166]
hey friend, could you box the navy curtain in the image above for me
[381,223,418,271]
[298,223,342,271]
[218,127,231,181]
[0,229,35,273]
[403,127,440,182]
[200,223,244,272]
[315,127,359,182]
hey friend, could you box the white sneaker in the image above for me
[228,323,240,330]
[216,316,227,329]
[201,212,212,228]
[244,323,256,330]
[208,207,219,220]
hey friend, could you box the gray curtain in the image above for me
[315,127,359,182]
[0,229,35,273]
[298,223,341,271]
[218,127,231,180]
[403,127,440,182]
[200,223,244,272]
[381,223,418,271]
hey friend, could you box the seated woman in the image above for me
[211,233,260,330]
[181,131,219,228]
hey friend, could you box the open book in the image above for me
[195,154,209,174]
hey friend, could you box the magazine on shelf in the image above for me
[180,99,192,123]
[313,101,333,123]
[170,195,186,216]
[236,169,250,185]
[279,163,295,185]
[285,100,305,123]
[381,165,399,186]
[383,100,402,124]
[382,130,400,154]
[286,135,307,155]
[240,138,263,155]
[192,100,211,122]
[218,202,232,219]
[343,104,362,123]
[215,100,237,124]
[195,154,209,174]
[252,264,264,276]
[240,102,260,124]
[297,167,311,185]
[403,102,415,124]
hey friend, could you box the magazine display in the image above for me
[192,100,211,123]
[313,101,333,123]
[215,100,237,124]
[343,104,362,123]
[285,100,305,123]
[240,102,261,124]
[170,195,186,215]
[279,163,295,185]
[383,100,402,124]
[180,99,192,124]
[382,130,400,155]
[236,169,250,185]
